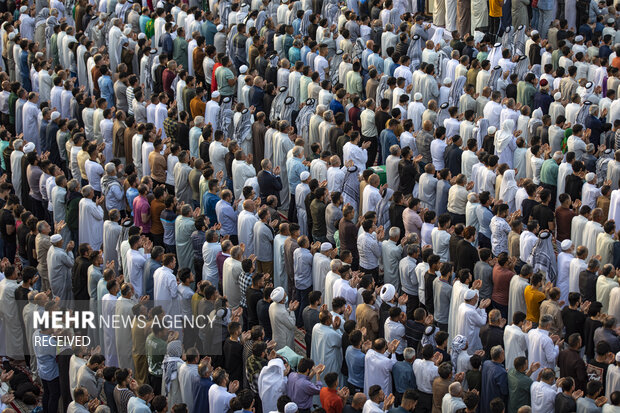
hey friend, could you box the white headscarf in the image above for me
[258,358,287,413]
[499,169,518,211]
[495,119,515,155]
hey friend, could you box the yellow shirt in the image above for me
[77,149,90,179]
[489,0,503,17]
[524,285,546,323]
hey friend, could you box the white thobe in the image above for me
[504,324,528,372]
[78,198,104,250]
[343,141,368,173]
[0,278,23,360]
[448,280,468,345]
[232,160,257,199]
[557,252,573,305]
[312,253,331,294]
[101,293,119,367]
[311,323,343,382]
[126,249,149,297]
[583,220,604,261]
[153,266,181,321]
[527,328,559,377]
[455,302,487,354]
[115,296,135,371]
[571,215,589,251]
[569,258,587,293]
[238,210,259,258]
[508,275,529,322]
[363,348,398,397]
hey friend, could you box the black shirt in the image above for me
[246,287,263,327]
[584,317,603,360]
[561,306,586,340]
[223,338,244,383]
[479,325,505,359]
[0,208,16,243]
[521,199,539,225]
[505,83,518,100]
[17,222,29,258]
[531,204,555,230]
[565,174,584,201]
[257,299,272,340]
[444,144,463,176]
[389,204,406,242]
[424,272,436,315]
[375,111,391,137]
[579,270,598,303]
[555,393,576,413]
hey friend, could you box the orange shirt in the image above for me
[489,0,503,17]
[524,285,546,323]
[190,96,206,120]
[150,198,166,235]
[320,388,344,413]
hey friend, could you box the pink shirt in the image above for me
[133,195,151,233]
[403,208,423,238]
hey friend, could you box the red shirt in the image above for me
[491,264,515,306]
[133,195,151,233]
[320,388,344,413]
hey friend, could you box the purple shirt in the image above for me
[216,252,230,283]
[133,195,151,233]
[287,372,323,409]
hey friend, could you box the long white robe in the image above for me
[557,163,573,206]
[503,324,528,372]
[609,287,620,325]
[557,252,573,306]
[448,280,468,345]
[455,302,487,354]
[101,293,119,367]
[274,132,295,210]
[273,234,287,291]
[295,183,310,236]
[23,101,40,149]
[10,150,23,202]
[108,25,123,72]
[238,210,259,258]
[583,221,604,261]
[312,253,332,294]
[115,296,135,371]
[0,278,24,360]
[269,302,296,350]
[102,221,122,275]
[175,216,195,270]
[609,189,620,224]
[569,257,587,293]
[79,198,104,250]
[363,348,398,397]
[507,275,529,323]
[258,359,288,413]
[311,323,343,382]
[48,245,75,307]
[232,160,257,200]
[571,215,589,252]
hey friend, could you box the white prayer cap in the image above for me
[212,91,220,98]
[554,92,562,100]
[609,17,615,24]
[194,115,205,125]
[51,111,61,121]
[239,65,248,74]
[380,283,396,302]
[23,142,35,153]
[414,92,422,101]
[443,77,452,84]
[320,242,332,252]
[20,5,27,12]
[270,286,285,302]
[575,35,584,42]
[561,239,573,251]
[281,0,289,3]
[50,234,63,243]
[138,33,146,40]
[530,30,539,36]
[124,27,132,35]
[464,289,477,300]
[217,24,224,31]
[586,172,596,182]
[8,32,15,40]
[488,126,497,135]
[284,403,298,413]
[616,351,620,362]
[300,171,310,181]
[35,52,44,59]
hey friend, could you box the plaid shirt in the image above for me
[191,230,205,260]
[163,116,177,141]
[238,271,252,308]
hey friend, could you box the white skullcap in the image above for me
[217,24,224,31]
[380,284,396,302]
[23,142,35,153]
[212,91,220,98]
[50,234,63,243]
[123,27,132,35]
[609,17,615,24]
[443,77,452,84]
[616,351,620,362]
[488,126,497,135]
[51,111,61,120]
[561,239,573,251]
[282,0,289,3]
[239,65,248,74]
[575,35,584,42]
[464,289,477,300]
[194,115,205,125]
[8,32,15,40]
[531,30,539,35]
[284,403,298,413]
[138,33,146,39]
[414,92,422,101]
[20,5,27,12]
[320,242,332,252]
[270,286,285,302]
[35,52,44,59]
[586,172,596,182]
[554,92,562,100]
[300,171,310,180]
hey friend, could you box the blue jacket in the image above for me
[379,129,398,165]
[98,75,114,108]
[480,360,509,413]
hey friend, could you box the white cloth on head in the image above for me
[258,358,288,413]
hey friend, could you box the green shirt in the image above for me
[145,333,167,376]
[507,368,532,413]
[215,66,235,97]
[540,158,559,186]
[173,36,189,72]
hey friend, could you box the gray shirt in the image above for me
[433,277,452,324]
[473,261,493,300]
[325,203,343,245]
[253,220,274,262]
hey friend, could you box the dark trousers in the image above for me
[438,322,448,332]
[492,300,508,319]
[288,194,297,222]
[295,286,312,326]
[148,373,162,395]
[58,348,73,412]
[478,233,492,250]
[151,233,164,247]
[41,377,61,413]
[541,183,557,209]
[414,392,433,413]
[489,16,501,37]
[362,135,378,168]
[448,212,466,225]
[194,258,204,283]
[406,293,420,319]
[360,266,380,285]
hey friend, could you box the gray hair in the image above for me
[490,345,504,361]
[181,204,192,216]
[390,144,400,156]
[292,146,304,158]
[67,179,80,192]
[109,209,120,221]
[330,259,342,272]
[552,151,562,161]
[448,382,462,397]
[323,110,334,122]
[316,105,327,116]
[36,220,48,232]
[539,314,554,328]
[81,185,93,197]
[231,245,243,259]
[389,227,400,239]
[105,162,116,174]
[403,347,415,361]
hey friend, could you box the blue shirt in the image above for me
[293,247,313,290]
[361,48,373,71]
[143,258,161,299]
[139,15,150,34]
[368,53,384,74]
[202,192,221,225]
[481,360,509,410]
[301,46,311,65]
[98,75,114,108]
[39,120,50,152]
[289,47,301,64]
[104,180,125,211]
[202,20,218,45]
[286,156,308,194]
[329,99,345,116]
[127,397,151,413]
[345,345,365,388]
[379,129,398,164]
[292,18,301,36]
[215,199,238,236]
[476,205,494,238]
[384,57,396,77]
[126,187,139,215]
[33,331,59,381]
[392,361,416,393]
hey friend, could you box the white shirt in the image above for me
[431,228,451,262]
[362,185,382,215]
[208,385,235,413]
[126,249,149,297]
[363,348,398,396]
[343,141,368,173]
[430,139,447,170]
[527,328,559,376]
[357,231,382,270]
[455,302,487,354]
[153,266,178,315]
[327,167,346,192]
[530,381,559,413]
[504,324,528,372]
[412,359,438,393]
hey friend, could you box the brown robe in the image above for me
[456,0,471,38]
[252,121,266,171]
